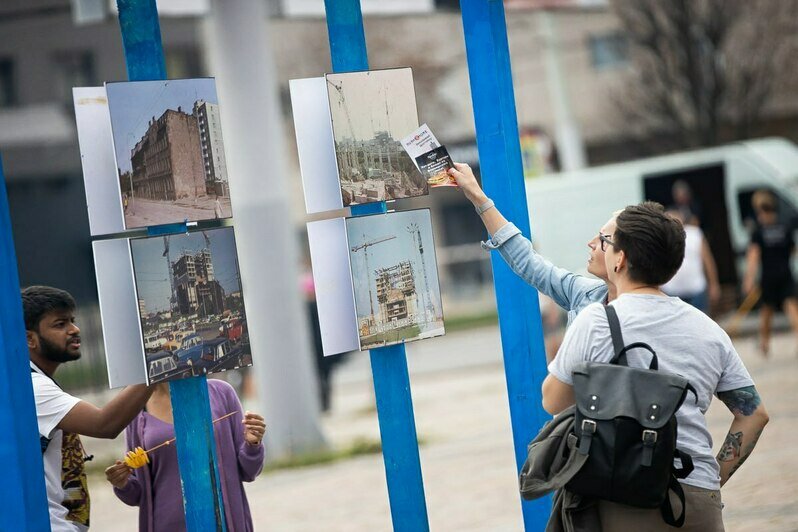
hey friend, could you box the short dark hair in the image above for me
[21,286,76,331]
[614,202,686,286]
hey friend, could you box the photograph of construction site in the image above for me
[130,227,251,384]
[106,78,232,229]
[346,209,445,350]
[326,68,428,206]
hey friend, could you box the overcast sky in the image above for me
[327,68,419,142]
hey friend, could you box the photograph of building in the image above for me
[106,78,232,229]
[347,209,444,350]
[130,227,250,384]
[326,68,428,206]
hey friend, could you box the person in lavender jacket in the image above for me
[447,162,615,326]
[104,379,266,532]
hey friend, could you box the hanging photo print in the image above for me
[346,209,445,350]
[106,78,232,229]
[129,227,251,384]
[326,68,428,206]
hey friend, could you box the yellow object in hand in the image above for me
[124,447,150,469]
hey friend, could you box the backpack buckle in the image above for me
[641,430,658,466]
[578,419,597,456]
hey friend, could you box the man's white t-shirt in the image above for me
[662,225,707,297]
[30,362,86,532]
[549,294,754,490]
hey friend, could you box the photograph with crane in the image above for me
[326,68,428,206]
[347,209,445,350]
[129,227,251,384]
[106,78,232,229]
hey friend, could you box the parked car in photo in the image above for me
[197,337,243,372]
[144,334,167,353]
[146,350,183,382]
[164,329,195,352]
[175,333,205,365]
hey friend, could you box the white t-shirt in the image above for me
[662,225,707,297]
[549,294,754,490]
[30,362,86,532]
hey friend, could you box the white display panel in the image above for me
[73,87,126,236]
[289,77,343,214]
[93,238,148,388]
[306,218,360,356]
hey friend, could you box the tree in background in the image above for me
[612,0,798,151]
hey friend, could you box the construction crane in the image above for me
[162,236,177,313]
[407,223,431,323]
[327,78,358,175]
[350,234,396,330]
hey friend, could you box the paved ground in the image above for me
[88,324,798,531]
[124,196,232,226]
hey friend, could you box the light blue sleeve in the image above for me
[482,222,604,312]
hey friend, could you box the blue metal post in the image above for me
[324,2,430,530]
[460,0,552,529]
[0,156,51,530]
[117,1,227,529]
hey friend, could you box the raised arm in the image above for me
[715,386,769,487]
[58,384,153,439]
[448,163,603,312]
[448,162,508,235]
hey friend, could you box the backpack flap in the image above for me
[572,362,690,429]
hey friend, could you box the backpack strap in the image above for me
[604,304,625,358]
[660,450,695,527]
[660,475,687,527]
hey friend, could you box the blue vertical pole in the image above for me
[116,1,227,529]
[460,0,552,529]
[324,2,430,531]
[0,155,51,530]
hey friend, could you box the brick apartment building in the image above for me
[130,106,206,201]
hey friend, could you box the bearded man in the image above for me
[23,286,153,531]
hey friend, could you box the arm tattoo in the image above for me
[717,386,761,416]
[717,431,743,462]
[728,428,764,480]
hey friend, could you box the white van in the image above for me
[525,138,798,292]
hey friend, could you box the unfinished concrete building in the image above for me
[375,261,418,328]
[172,248,226,318]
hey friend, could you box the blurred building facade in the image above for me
[1,1,797,388]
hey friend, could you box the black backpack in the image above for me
[566,305,696,527]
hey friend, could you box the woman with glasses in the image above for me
[448,163,615,327]
[542,201,768,530]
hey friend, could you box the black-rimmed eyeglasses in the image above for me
[598,233,616,252]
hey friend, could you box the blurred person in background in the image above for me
[105,379,265,532]
[670,180,702,226]
[23,285,154,532]
[742,189,798,356]
[448,162,613,326]
[662,210,721,314]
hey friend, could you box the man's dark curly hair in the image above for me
[614,201,686,286]
[21,285,76,331]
